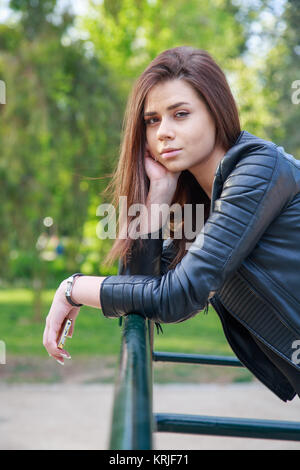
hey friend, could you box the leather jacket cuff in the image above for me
[100,227,164,319]
[100,273,158,319]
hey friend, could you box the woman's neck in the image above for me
[188,145,226,199]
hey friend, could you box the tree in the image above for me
[0,0,123,317]
[81,0,274,136]
[261,0,300,156]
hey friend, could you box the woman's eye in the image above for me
[145,117,158,125]
[144,112,189,125]
[175,111,189,118]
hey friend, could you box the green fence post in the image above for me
[109,314,153,450]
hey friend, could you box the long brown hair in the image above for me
[102,46,241,270]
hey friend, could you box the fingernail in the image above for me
[56,359,64,366]
[61,353,71,360]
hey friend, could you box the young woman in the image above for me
[43,46,300,402]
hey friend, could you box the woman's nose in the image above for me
[157,118,175,140]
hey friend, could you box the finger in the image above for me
[58,348,71,360]
[46,317,67,356]
[43,317,53,355]
[49,353,65,365]
[43,319,49,348]
[51,348,71,362]
[48,343,70,360]
[47,311,77,358]
[48,342,71,363]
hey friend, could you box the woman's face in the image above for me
[144,79,220,174]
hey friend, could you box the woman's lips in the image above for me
[160,149,182,159]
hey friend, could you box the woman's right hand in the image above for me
[132,144,182,236]
[144,144,181,190]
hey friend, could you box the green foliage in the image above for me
[81,0,274,140]
[0,0,123,290]
[81,0,247,93]
[0,0,298,316]
[260,0,300,157]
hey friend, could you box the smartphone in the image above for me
[57,318,72,350]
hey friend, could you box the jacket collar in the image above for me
[210,130,259,211]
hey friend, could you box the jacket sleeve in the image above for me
[115,225,178,276]
[100,145,293,323]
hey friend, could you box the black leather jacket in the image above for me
[100,130,300,401]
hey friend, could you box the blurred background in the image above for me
[0,0,299,386]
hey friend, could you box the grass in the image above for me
[0,287,234,357]
[0,288,122,357]
[0,288,253,384]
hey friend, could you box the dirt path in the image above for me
[1,382,300,450]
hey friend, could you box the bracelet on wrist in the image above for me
[65,273,84,307]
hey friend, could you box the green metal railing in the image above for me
[109,315,154,450]
[109,314,300,449]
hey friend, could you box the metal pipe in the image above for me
[109,314,153,450]
[153,351,243,367]
[155,413,300,441]
[108,236,162,449]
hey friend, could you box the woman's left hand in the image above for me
[43,280,80,365]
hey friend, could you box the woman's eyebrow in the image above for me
[144,101,190,117]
